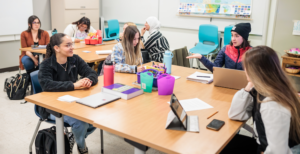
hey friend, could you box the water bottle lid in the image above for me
[105,60,113,65]
[165,50,171,55]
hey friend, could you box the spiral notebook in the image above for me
[186,72,213,84]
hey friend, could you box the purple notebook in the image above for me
[102,83,143,100]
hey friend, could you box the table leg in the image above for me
[56,115,65,154]
[134,148,145,154]
[39,54,43,64]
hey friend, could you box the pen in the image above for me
[140,59,143,68]
[197,76,211,78]
[207,111,219,119]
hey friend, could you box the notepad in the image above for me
[186,72,213,84]
[82,50,91,53]
[57,95,80,103]
[96,50,113,55]
[171,75,181,80]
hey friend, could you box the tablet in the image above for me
[170,94,187,130]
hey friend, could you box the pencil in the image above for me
[207,111,219,119]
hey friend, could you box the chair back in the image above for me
[224,25,234,46]
[107,19,120,38]
[198,24,219,46]
[30,70,42,94]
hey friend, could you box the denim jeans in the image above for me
[49,114,96,149]
[21,55,35,71]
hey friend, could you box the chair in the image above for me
[28,70,104,154]
[105,19,120,39]
[189,24,219,69]
[190,24,219,68]
[224,25,234,47]
[172,47,190,68]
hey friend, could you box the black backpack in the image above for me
[5,73,30,100]
[35,126,71,154]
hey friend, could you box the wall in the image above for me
[270,0,300,91]
[0,0,51,70]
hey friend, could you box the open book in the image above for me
[186,72,213,84]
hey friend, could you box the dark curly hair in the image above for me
[45,33,66,59]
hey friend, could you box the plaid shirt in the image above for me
[111,43,141,74]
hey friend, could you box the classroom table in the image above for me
[24,63,243,154]
[19,40,118,63]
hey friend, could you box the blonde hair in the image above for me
[125,22,136,27]
[121,26,142,65]
[243,46,300,143]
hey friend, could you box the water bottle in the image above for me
[52,28,57,36]
[103,60,114,87]
[163,50,173,74]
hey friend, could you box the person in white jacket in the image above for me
[221,46,300,154]
[64,17,96,43]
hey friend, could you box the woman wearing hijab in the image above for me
[141,16,170,62]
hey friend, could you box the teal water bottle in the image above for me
[163,50,173,74]
[52,28,57,36]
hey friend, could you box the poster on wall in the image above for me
[293,20,300,35]
[178,0,252,16]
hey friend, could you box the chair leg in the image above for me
[101,129,104,154]
[29,119,42,154]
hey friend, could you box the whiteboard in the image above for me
[0,0,33,36]
[159,0,265,35]
[102,0,159,24]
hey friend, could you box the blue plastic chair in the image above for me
[190,24,219,55]
[189,24,219,69]
[224,25,234,47]
[105,19,120,39]
[29,70,70,154]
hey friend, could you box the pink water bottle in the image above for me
[103,60,114,86]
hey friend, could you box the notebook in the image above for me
[96,50,112,55]
[186,72,213,84]
[76,92,120,108]
[101,83,143,100]
[31,45,47,49]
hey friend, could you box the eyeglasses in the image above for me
[32,22,40,25]
[65,43,74,48]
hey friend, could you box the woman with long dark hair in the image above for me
[64,17,97,43]
[38,33,98,154]
[20,15,50,71]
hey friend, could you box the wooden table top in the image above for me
[19,40,118,63]
[25,63,242,154]
[19,40,118,53]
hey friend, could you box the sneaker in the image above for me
[77,145,88,154]
[67,132,75,154]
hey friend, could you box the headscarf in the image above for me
[146,16,160,34]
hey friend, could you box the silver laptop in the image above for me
[213,67,248,90]
[76,92,120,108]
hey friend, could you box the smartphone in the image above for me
[207,119,225,131]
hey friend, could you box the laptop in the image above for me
[76,92,120,108]
[213,67,248,90]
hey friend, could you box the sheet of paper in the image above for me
[168,98,213,112]
[293,20,300,35]
[82,50,91,53]
[171,75,181,80]
[58,95,80,103]
[96,50,112,55]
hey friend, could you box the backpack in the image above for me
[35,126,71,154]
[5,73,30,100]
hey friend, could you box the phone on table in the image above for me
[207,119,225,131]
